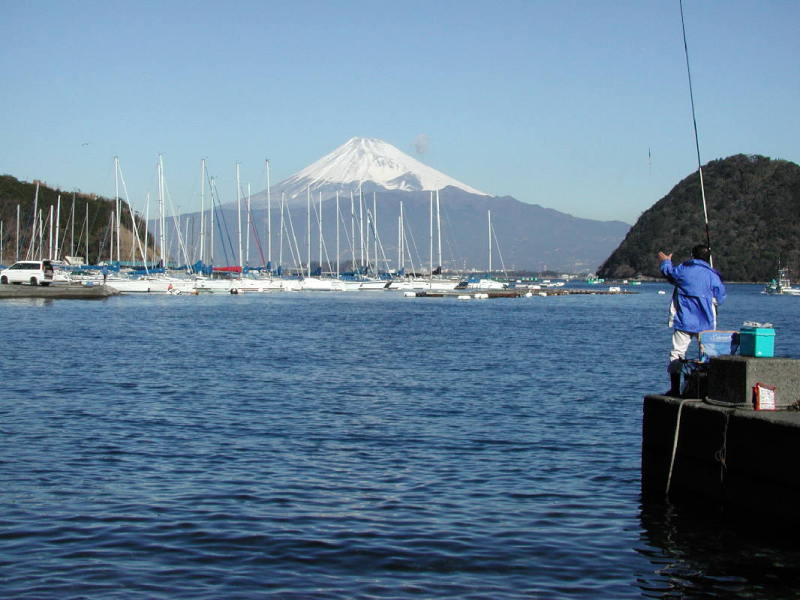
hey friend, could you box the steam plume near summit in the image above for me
[413,134,429,155]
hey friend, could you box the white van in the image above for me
[0,260,69,286]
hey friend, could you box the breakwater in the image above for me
[0,283,119,300]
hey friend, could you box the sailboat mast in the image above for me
[306,186,311,277]
[199,159,206,265]
[373,192,378,274]
[48,205,54,260]
[429,191,433,279]
[184,217,190,265]
[144,193,150,266]
[108,211,114,264]
[236,162,243,272]
[114,156,120,263]
[70,193,75,258]
[158,156,167,268]
[246,183,251,268]
[398,201,403,274]
[436,189,442,273]
[209,181,215,266]
[279,192,285,271]
[318,192,322,274]
[359,189,364,270]
[55,195,61,260]
[350,191,355,272]
[266,159,272,269]
[109,210,114,263]
[336,191,340,278]
[488,209,492,274]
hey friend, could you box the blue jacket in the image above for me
[660,258,726,333]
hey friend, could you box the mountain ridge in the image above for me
[205,186,628,273]
[217,136,629,271]
[0,138,632,272]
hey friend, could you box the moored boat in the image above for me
[763,267,800,295]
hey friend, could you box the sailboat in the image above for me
[458,209,507,291]
[388,189,461,292]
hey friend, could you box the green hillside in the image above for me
[597,155,800,282]
[0,174,151,265]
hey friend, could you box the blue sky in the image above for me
[1,0,797,223]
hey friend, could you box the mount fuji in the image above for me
[273,137,487,202]
[204,137,629,272]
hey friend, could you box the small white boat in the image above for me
[298,277,345,291]
[389,278,461,292]
[107,275,194,294]
[461,278,506,290]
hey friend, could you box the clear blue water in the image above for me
[2,283,800,599]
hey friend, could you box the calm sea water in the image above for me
[2,283,800,599]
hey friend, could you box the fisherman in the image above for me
[658,244,726,396]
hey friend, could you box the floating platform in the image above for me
[0,283,120,300]
[642,355,800,524]
[406,288,635,298]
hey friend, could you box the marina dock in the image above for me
[0,284,120,300]
[407,288,636,298]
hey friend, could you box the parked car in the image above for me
[0,260,70,286]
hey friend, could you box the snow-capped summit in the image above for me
[276,137,488,201]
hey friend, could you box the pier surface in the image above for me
[0,284,119,299]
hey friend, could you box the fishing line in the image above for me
[679,0,713,266]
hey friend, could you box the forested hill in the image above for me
[0,174,145,264]
[597,155,800,282]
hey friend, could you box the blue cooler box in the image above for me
[739,326,775,357]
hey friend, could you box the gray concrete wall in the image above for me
[642,394,800,522]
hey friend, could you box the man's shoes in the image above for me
[665,374,682,397]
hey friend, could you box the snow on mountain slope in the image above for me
[276,137,488,200]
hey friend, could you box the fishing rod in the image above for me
[679,0,713,266]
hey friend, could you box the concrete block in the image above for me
[642,394,800,523]
[707,355,800,408]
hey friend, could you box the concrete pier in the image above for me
[0,283,119,299]
[642,356,800,523]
